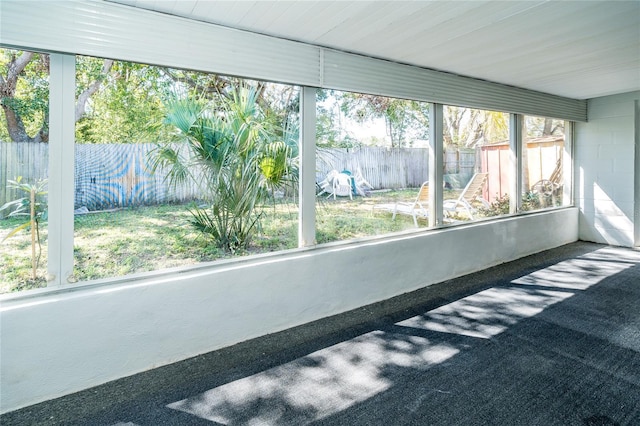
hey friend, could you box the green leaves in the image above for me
[0,221,31,243]
[0,176,48,221]
[156,85,296,252]
[164,97,204,135]
[260,141,290,185]
[148,145,191,188]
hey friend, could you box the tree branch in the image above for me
[75,59,114,121]
[1,51,35,98]
[158,67,236,99]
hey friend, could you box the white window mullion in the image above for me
[298,86,316,247]
[510,113,523,214]
[563,120,574,208]
[429,103,444,227]
[47,53,75,286]
[635,101,640,247]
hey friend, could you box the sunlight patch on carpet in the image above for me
[168,330,459,424]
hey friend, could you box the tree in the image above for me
[74,58,175,143]
[0,51,48,142]
[315,89,357,148]
[156,69,299,147]
[0,49,116,143]
[525,116,564,137]
[443,106,508,148]
[157,68,285,115]
[338,93,429,147]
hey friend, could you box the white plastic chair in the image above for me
[331,173,353,200]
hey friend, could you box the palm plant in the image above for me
[152,86,296,252]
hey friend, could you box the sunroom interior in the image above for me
[0,0,639,417]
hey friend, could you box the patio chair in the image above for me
[317,170,339,197]
[331,172,353,200]
[373,181,429,227]
[443,173,489,220]
[352,166,373,197]
[318,169,356,200]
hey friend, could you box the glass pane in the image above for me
[522,116,565,210]
[443,106,510,222]
[73,56,299,282]
[316,89,430,243]
[0,49,49,293]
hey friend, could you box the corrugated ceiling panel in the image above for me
[0,0,321,86]
[0,0,586,121]
[322,50,586,121]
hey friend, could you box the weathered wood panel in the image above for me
[480,136,564,202]
[0,142,49,218]
[74,143,202,210]
[316,147,429,189]
[1,142,203,214]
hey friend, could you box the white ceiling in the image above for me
[108,0,639,100]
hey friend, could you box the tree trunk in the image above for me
[0,51,36,142]
[1,104,34,142]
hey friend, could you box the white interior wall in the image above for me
[575,91,639,247]
[0,208,578,413]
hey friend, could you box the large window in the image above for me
[522,116,566,211]
[0,50,49,293]
[72,56,300,282]
[0,49,574,293]
[443,106,510,222]
[316,90,431,243]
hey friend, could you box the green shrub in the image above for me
[154,86,297,252]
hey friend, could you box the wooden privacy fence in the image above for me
[444,148,476,176]
[316,147,477,190]
[1,142,202,216]
[480,136,565,202]
[74,143,202,209]
[2,143,479,215]
[317,147,430,190]
[0,142,49,219]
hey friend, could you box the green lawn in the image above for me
[1,189,460,294]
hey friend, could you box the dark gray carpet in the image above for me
[2,241,639,425]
